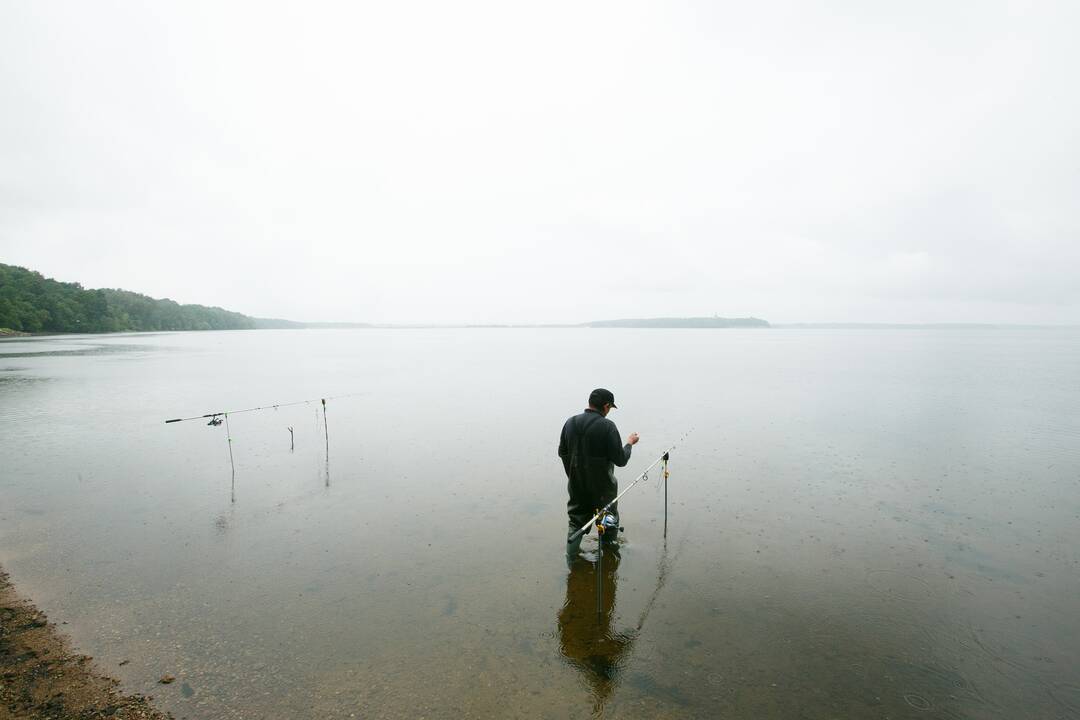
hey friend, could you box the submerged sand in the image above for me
[0,568,171,720]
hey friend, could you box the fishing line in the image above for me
[163,392,363,424]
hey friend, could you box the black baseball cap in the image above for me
[589,388,617,408]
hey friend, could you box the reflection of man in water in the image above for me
[557,550,637,706]
[559,388,639,554]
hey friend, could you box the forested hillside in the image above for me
[0,263,256,333]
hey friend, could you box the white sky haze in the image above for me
[1,0,1077,324]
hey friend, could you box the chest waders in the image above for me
[565,414,609,537]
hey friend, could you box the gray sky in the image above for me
[1,1,1077,324]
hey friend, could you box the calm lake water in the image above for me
[1,328,1078,719]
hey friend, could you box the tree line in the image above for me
[0,263,256,333]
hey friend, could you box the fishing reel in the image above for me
[595,512,623,536]
[207,415,223,426]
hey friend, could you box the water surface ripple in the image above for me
[1,328,1078,718]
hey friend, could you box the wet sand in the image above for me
[0,568,171,720]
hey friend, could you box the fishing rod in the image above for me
[163,392,363,424]
[568,429,692,545]
[164,392,360,502]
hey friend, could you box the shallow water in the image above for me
[1,328,1078,718]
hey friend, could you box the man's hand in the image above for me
[627,432,640,446]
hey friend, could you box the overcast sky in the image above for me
[1,1,1077,324]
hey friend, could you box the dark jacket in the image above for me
[559,409,632,525]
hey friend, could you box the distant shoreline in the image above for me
[771,322,1080,329]
[4,322,1079,339]
[3,323,1079,340]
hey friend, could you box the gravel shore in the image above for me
[0,568,172,720]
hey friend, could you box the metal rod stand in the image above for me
[596,523,603,620]
[224,414,237,502]
[663,454,669,540]
[322,398,329,487]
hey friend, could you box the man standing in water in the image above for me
[559,388,639,553]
